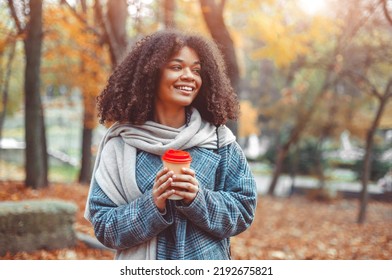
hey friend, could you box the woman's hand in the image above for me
[171,168,199,205]
[153,168,175,212]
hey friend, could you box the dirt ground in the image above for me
[0,181,391,260]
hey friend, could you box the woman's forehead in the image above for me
[168,46,200,63]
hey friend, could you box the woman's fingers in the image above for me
[153,176,172,195]
[153,170,173,190]
[172,171,198,188]
[173,189,197,201]
[157,188,175,200]
[170,168,199,204]
[153,167,199,209]
[155,167,169,180]
[181,167,195,176]
[153,169,174,212]
[170,181,198,192]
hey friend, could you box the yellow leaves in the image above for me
[0,20,23,55]
[0,12,12,51]
[246,1,338,69]
[40,4,110,129]
[226,0,275,16]
[252,36,309,68]
[239,100,260,138]
[307,16,340,45]
[42,3,110,118]
[379,101,392,130]
[0,39,6,54]
[249,14,304,67]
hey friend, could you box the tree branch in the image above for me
[381,0,392,26]
[385,77,392,98]
[7,0,24,34]
[341,70,382,99]
[218,0,226,14]
[62,0,101,38]
[94,0,124,67]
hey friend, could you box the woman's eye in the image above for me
[193,68,201,74]
[171,65,182,70]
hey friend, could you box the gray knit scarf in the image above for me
[84,108,236,259]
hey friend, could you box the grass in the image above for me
[1,127,24,141]
[0,160,79,184]
[249,162,272,175]
[49,165,79,183]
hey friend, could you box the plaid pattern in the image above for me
[88,142,257,259]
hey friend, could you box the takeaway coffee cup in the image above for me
[162,149,192,200]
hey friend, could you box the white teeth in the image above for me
[177,86,193,91]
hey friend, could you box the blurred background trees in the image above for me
[8,0,48,188]
[0,0,391,223]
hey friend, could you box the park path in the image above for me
[254,174,383,197]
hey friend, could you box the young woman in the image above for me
[84,29,257,260]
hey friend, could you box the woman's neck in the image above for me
[154,105,186,128]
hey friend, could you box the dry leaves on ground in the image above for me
[0,181,391,260]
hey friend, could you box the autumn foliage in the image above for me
[1,0,392,259]
[43,4,110,129]
[0,181,391,260]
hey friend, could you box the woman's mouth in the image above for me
[175,85,195,95]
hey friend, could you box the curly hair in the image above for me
[97,29,239,126]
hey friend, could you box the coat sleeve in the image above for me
[176,142,257,239]
[87,178,173,250]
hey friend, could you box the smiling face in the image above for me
[156,46,202,110]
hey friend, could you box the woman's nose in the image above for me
[181,68,195,80]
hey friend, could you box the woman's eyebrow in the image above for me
[170,58,201,65]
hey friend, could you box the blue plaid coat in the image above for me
[88,141,257,259]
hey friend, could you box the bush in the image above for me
[263,140,328,176]
[353,153,391,182]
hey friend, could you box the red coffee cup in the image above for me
[162,149,192,200]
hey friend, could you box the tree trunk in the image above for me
[381,0,392,26]
[199,0,239,88]
[78,0,93,184]
[267,68,335,196]
[199,0,239,136]
[288,144,299,196]
[268,143,290,195]
[357,95,388,223]
[164,0,176,28]
[107,0,128,67]
[268,111,315,195]
[315,138,326,189]
[78,124,93,184]
[24,0,48,189]
[267,102,322,195]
